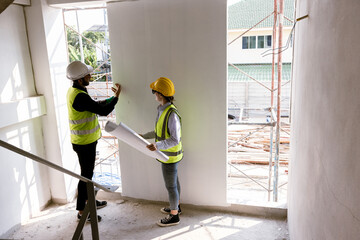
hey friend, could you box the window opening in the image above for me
[63,6,121,191]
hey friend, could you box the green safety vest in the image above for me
[67,87,101,145]
[155,104,183,163]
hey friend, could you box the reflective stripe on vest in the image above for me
[67,87,101,145]
[69,115,97,125]
[161,149,183,157]
[155,104,183,163]
[70,124,100,135]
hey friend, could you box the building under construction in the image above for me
[0,0,359,239]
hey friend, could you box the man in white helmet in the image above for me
[66,61,121,222]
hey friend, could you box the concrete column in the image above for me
[289,0,360,239]
[25,0,77,203]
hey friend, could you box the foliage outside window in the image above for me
[66,26,110,81]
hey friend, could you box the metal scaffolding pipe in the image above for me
[273,0,284,202]
[229,63,272,91]
[227,0,292,203]
[228,11,274,46]
[75,11,84,63]
[268,0,278,201]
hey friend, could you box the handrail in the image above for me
[0,139,115,239]
[0,140,112,192]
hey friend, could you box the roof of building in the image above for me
[228,0,295,30]
[228,63,292,82]
[87,24,107,32]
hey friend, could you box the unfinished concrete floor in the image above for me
[8,195,289,240]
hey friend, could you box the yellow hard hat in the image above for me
[150,77,175,97]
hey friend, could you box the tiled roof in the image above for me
[87,24,107,32]
[228,0,295,30]
[228,63,292,82]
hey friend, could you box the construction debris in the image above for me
[228,124,290,166]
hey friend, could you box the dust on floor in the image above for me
[8,198,289,240]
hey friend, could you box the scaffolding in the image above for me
[227,0,293,202]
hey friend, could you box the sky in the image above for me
[63,0,242,33]
[63,8,107,33]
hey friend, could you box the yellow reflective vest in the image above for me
[67,87,101,145]
[155,104,183,163]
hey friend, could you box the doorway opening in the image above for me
[227,0,294,205]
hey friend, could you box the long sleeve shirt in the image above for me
[72,82,118,116]
[143,102,181,150]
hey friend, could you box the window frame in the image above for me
[242,35,272,49]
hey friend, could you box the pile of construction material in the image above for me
[228,124,290,166]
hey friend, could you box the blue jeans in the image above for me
[161,162,181,211]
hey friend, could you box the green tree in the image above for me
[66,26,105,69]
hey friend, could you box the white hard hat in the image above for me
[66,61,93,80]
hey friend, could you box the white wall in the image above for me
[0,4,51,236]
[0,0,78,237]
[107,0,228,206]
[25,0,78,204]
[289,0,360,239]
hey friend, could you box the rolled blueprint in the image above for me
[105,121,169,162]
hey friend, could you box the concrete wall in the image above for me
[107,0,228,206]
[288,0,360,239]
[0,4,51,236]
[0,1,76,237]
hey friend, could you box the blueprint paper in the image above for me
[105,121,169,162]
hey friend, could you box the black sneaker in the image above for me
[77,213,102,223]
[160,205,182,215]
[157,214,180,227]
[96,200,107,209]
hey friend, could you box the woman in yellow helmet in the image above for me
[142,77,183,227]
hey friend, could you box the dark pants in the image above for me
[72,141,97,211]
